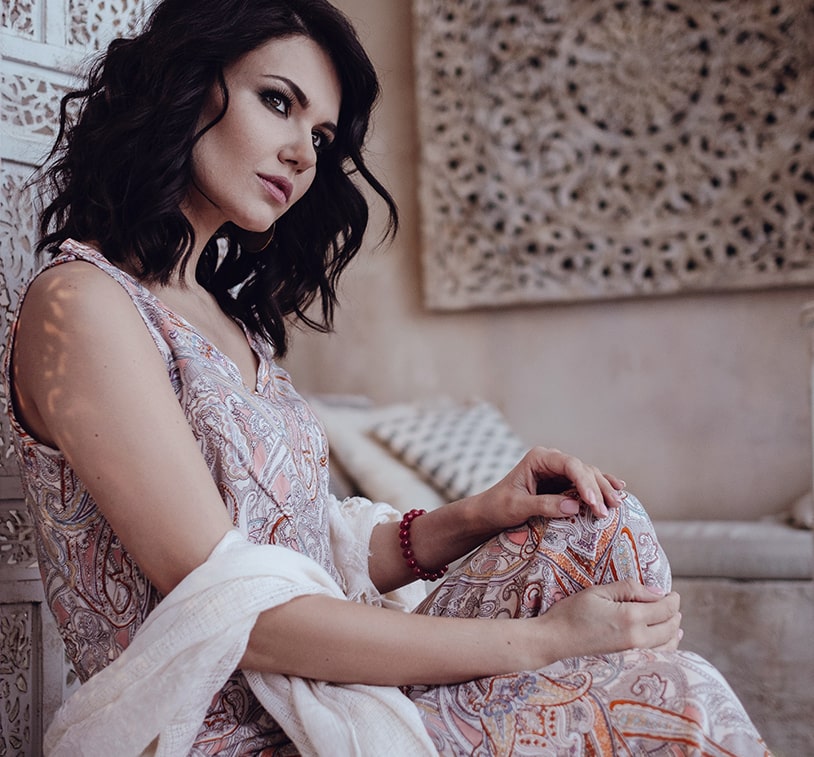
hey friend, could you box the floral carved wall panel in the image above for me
[0,158,46,477]
[1,4,155,752]
[412,0,814,310]
[68,0,153,48]
[0,604,38,756]
[1,1,42,41]
[1,69,73,140]
[0,504,37,569]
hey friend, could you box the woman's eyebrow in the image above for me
[263,74,337,135]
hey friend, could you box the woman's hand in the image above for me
[370,447,627,593]
[530,579,683,665]
[472,446,626,534]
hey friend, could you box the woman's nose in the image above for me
[279,130,316,173]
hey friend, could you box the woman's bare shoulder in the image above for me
[22,258,131,314]
[17,257,157,357]
[12,258,162,443]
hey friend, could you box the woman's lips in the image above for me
[258,174,293,204]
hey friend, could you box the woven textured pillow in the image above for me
[369,401,527,501]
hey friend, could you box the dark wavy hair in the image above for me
[36,0,397,355]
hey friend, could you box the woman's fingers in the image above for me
[531,447,625,518]
[597,578,668,603]
[647,607,684,650]
[652,626,684,652]
[588,580,682,649]
[567,464,626,517]
[486,447,631,527]
[539,581,683,660]
[626,588,682,649]
[604,472,627,491]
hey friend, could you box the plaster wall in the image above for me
[281,0,814,522]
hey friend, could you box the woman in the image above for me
[6,0,769,754]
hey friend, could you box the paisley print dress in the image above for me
[7,240,770,755]
[408,500,771,756]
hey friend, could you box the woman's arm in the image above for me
[241,579,680,685]
[13,263,680,688]
[368,447,627,594]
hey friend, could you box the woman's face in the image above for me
[185,35,342,239]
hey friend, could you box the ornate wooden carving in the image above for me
[68,0,153,48]
[1,1,40,41]
[0,162,39,478]
[0,503,37,569]
[0,604,37,756]
[1,0,152,467]
[412,0,814,309]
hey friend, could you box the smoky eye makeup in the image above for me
[259,87,293,116]
[312,128,335,153]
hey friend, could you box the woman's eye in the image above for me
[262,90,290,116]
[312,131,333,153]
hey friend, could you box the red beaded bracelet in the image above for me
[399,508,449,581]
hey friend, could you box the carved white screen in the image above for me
[1,2,154,752]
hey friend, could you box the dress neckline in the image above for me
[60,239,269,396]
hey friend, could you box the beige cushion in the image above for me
[654,519,813,580]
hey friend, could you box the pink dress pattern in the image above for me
[7,240,770,755]
[407,501,771,755]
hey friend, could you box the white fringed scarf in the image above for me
[44,497,436,756]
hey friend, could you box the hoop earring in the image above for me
[237,223,275,253]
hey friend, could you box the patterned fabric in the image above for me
[407,494,771,756]
[370,401,527,500]
[6,240,769,755]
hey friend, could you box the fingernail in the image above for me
[678,629,685,641]
[646,585,666,596]
[559,498,580,515]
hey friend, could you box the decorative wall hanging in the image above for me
[411,0,814,310]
